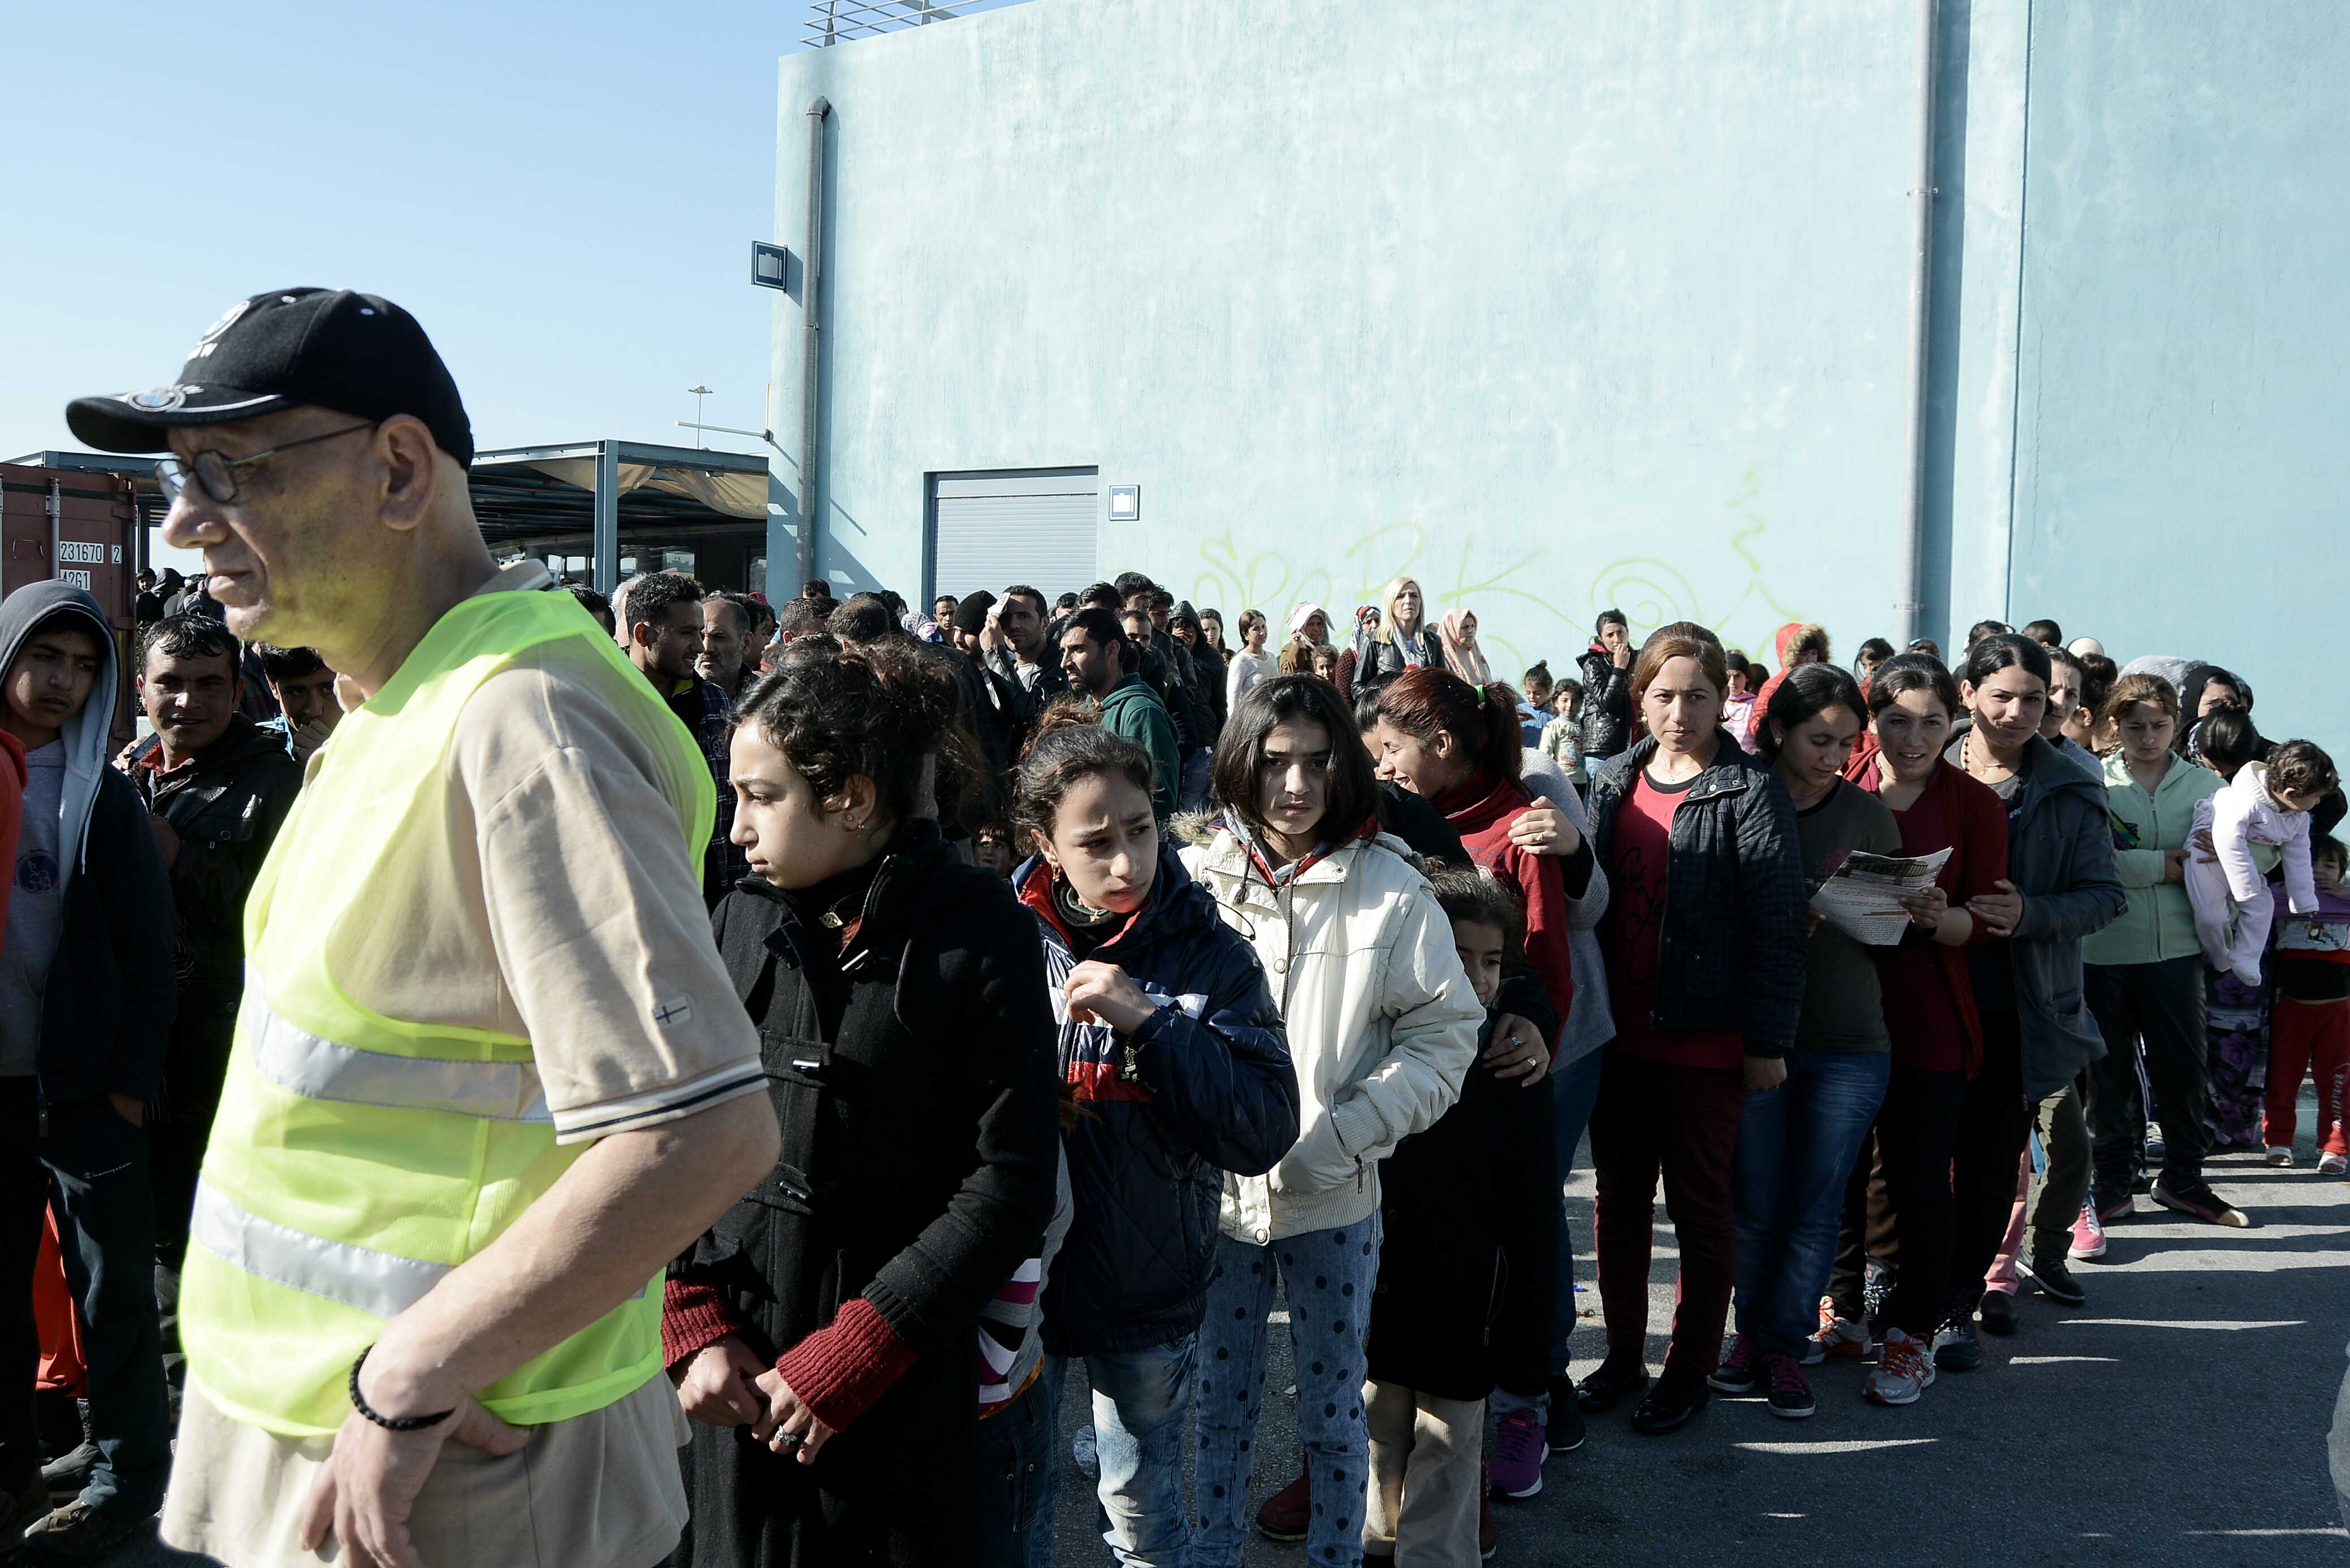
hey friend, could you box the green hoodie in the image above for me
[2083,748,2222,966]
[1098,673,1179,825]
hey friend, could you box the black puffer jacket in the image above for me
[676,819,1060,1568]
[1016,844,1297,1356]
[1577,643,1634,761]
[1586,732,1808,1056]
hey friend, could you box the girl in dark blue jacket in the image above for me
[1009,722,1299,1565]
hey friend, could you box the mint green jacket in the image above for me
[2083,750,2222,967]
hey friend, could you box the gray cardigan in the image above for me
[1521,750,1613,1068]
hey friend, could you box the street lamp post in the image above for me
[687,385,713,447]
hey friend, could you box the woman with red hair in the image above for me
[1369,669,1581,1040]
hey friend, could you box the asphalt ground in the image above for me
[112,1086,2350,1568]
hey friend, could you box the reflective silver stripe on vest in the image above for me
[190,1179,449,1318]
[252,1005,552,1124]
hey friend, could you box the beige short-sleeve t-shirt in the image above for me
[313,571,763,1141]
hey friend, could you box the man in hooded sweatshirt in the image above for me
[0,581,179,1562]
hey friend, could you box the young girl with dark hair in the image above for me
[1821,655,2008,1405]
[1711,664,1899,1420]
[1006,723,1299,1566]
[1578,631,1807,1436]
[1361,864,1557,1565]
[1180,675,1483,1568]
[664,646,1062,1568]
[2081,674,2226,1233]
[1369,669,1585,1049]
[1934,635,2124,1371]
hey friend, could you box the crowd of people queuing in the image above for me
[2,287,2345,1568]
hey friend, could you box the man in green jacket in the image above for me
[1060,607,1179,825]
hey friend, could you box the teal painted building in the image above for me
[767,0,2348,747]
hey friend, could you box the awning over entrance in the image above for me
[470,440,780,593]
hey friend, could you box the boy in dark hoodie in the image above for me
[0,582,178,1561]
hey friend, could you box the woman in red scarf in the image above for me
[1367,668,1582,1060]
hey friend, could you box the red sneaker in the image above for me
[1254,1469,1309,1542]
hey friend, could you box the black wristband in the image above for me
[348,1348,456,1432]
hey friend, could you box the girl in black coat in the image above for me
[1362,864,1557,1560]
[664,646,1061,1568]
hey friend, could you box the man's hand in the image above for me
[1064,960,1155,1035]
[109,1093,144,1129]
[1745,1055,1789,1092]
[1507,798,1582,859]
[148,813,180,868]
[673,1336,770,1427]
[2163,847,2189,884]
[1482,1012,1552,1086]
[750,1368,838,1466]
[1967,878,2027,938]
[298,1396,528,1568]
[292,718,336,763]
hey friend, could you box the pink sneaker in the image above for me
[2069,1199,2107,1260]
[1487,1410,1546,1499]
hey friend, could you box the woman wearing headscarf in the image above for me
[1437,608,1493,686]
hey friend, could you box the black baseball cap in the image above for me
[66,288,474,466]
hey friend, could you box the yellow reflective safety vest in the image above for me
[180,582,716,1437]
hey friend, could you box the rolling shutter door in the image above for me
[929,469,1097,603]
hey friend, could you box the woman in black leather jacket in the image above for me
[1577,608,1636,763]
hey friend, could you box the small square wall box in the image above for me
[1108,486,1140,522]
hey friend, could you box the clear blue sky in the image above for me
[2,1,1024,469]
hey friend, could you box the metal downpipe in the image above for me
[1894,0,1941,648]
[798,96,831,591]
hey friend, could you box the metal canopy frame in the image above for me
[802,0,993,47]
[12,441,770,593]
[469,440,771,591]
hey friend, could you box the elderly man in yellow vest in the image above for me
[67,290,780,1568]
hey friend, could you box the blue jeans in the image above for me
[973,1365,1058,1568]
[1191,1220,1383,1568]
[1732,1052,1891,1361]
[1179,748,1214,813]
[1054,1338,1196,1567]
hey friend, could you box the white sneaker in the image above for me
[2322,1151,2348,1176]
[1865,1328,1936,1406]
[2266,1145,2295,1168]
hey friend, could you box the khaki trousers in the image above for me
[1362,1379,1483,1568]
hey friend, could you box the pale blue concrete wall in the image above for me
[772,0,1931,676]
[2003,3,2350,748]
[772,0,2348,751]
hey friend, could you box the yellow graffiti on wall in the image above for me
[1189,468,1811,676]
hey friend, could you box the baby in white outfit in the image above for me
[2187,745,2338,987]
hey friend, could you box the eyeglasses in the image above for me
[155,421,380,506]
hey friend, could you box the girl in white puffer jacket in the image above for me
[1179,674,1482,1568]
